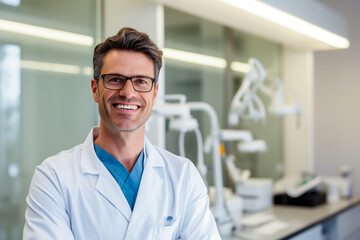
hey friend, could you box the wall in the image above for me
[315,0,360,194]
[283,48,314,176]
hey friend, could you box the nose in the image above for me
[119,79,136,98]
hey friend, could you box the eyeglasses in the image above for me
[98,74,155,92]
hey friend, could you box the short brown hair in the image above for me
[93,27,163,83]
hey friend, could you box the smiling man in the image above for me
[23,27,220,240]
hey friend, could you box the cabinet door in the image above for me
[338,205,360,240]
[289,224,323,240]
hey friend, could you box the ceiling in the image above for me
[150,0,349,51]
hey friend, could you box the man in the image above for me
[23,27,221,239]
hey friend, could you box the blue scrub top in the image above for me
[94,143,144,210]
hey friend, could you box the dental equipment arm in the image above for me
[228,58,267,126]
[153,103,191,121]
[226,155,251,183]
[179,128,208,185]
[186,102,229,225]
[228,58,302,127]
[260,78,302,117]
[219,129,267,153]
[219,129,265,185]
[153,95,208,183]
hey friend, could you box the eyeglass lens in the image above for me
[104,75,153,92]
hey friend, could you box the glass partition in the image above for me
[0,1,98,239]
[164,8,226,185]
[231,30,283,180]
[164,7,283,186]
[0,44,21,240]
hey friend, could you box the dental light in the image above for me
[228,58,267,126]
[260,78,302,117]
[228,57,302,126]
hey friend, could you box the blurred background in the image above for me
[0,0,359,239]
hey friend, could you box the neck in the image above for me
[95,122,145,172]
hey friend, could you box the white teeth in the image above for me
[115,104,138,110]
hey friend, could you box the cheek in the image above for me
[99,90,110,103]
[96,92,107,113]
[101,93,110,109]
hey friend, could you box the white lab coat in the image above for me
[23,127,221,240]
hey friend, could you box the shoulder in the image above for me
[32,143,89,193]
[146,142,202,187]
[40,143,84,172]
[152,144,188,163]
[150,144,194,171]
[29,143,91,203]
[39,128,97,175]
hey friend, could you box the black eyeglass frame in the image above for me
[98,74,156,93]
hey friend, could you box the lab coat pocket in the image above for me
[154,217,180,240]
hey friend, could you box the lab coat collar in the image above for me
[80,127,165,174]
[143,136,165,168]
[80,127,100,175]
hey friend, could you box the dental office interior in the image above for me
[1,0,360,239]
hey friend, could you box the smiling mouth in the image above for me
[114,104,139,110]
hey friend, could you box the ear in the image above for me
[153,83,159,105]
[91,79,99,103]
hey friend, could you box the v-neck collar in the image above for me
[93,143,145,210]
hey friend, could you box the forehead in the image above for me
[102,49,154,77]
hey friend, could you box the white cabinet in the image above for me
[289,224,323,240]
[337,204,360,240]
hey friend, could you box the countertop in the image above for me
[223,196,360,240]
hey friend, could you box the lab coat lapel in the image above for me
[95,167,132,222]
[81,128,132,222]
[125,139,165,239]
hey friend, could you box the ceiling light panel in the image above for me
[221,0,349,49]
[0,19,94,46]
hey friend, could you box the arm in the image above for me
[23,164,74,240]
[180,162,221,240]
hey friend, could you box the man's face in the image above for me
[91,49,158,133]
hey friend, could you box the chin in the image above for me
[115,124,143,132]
